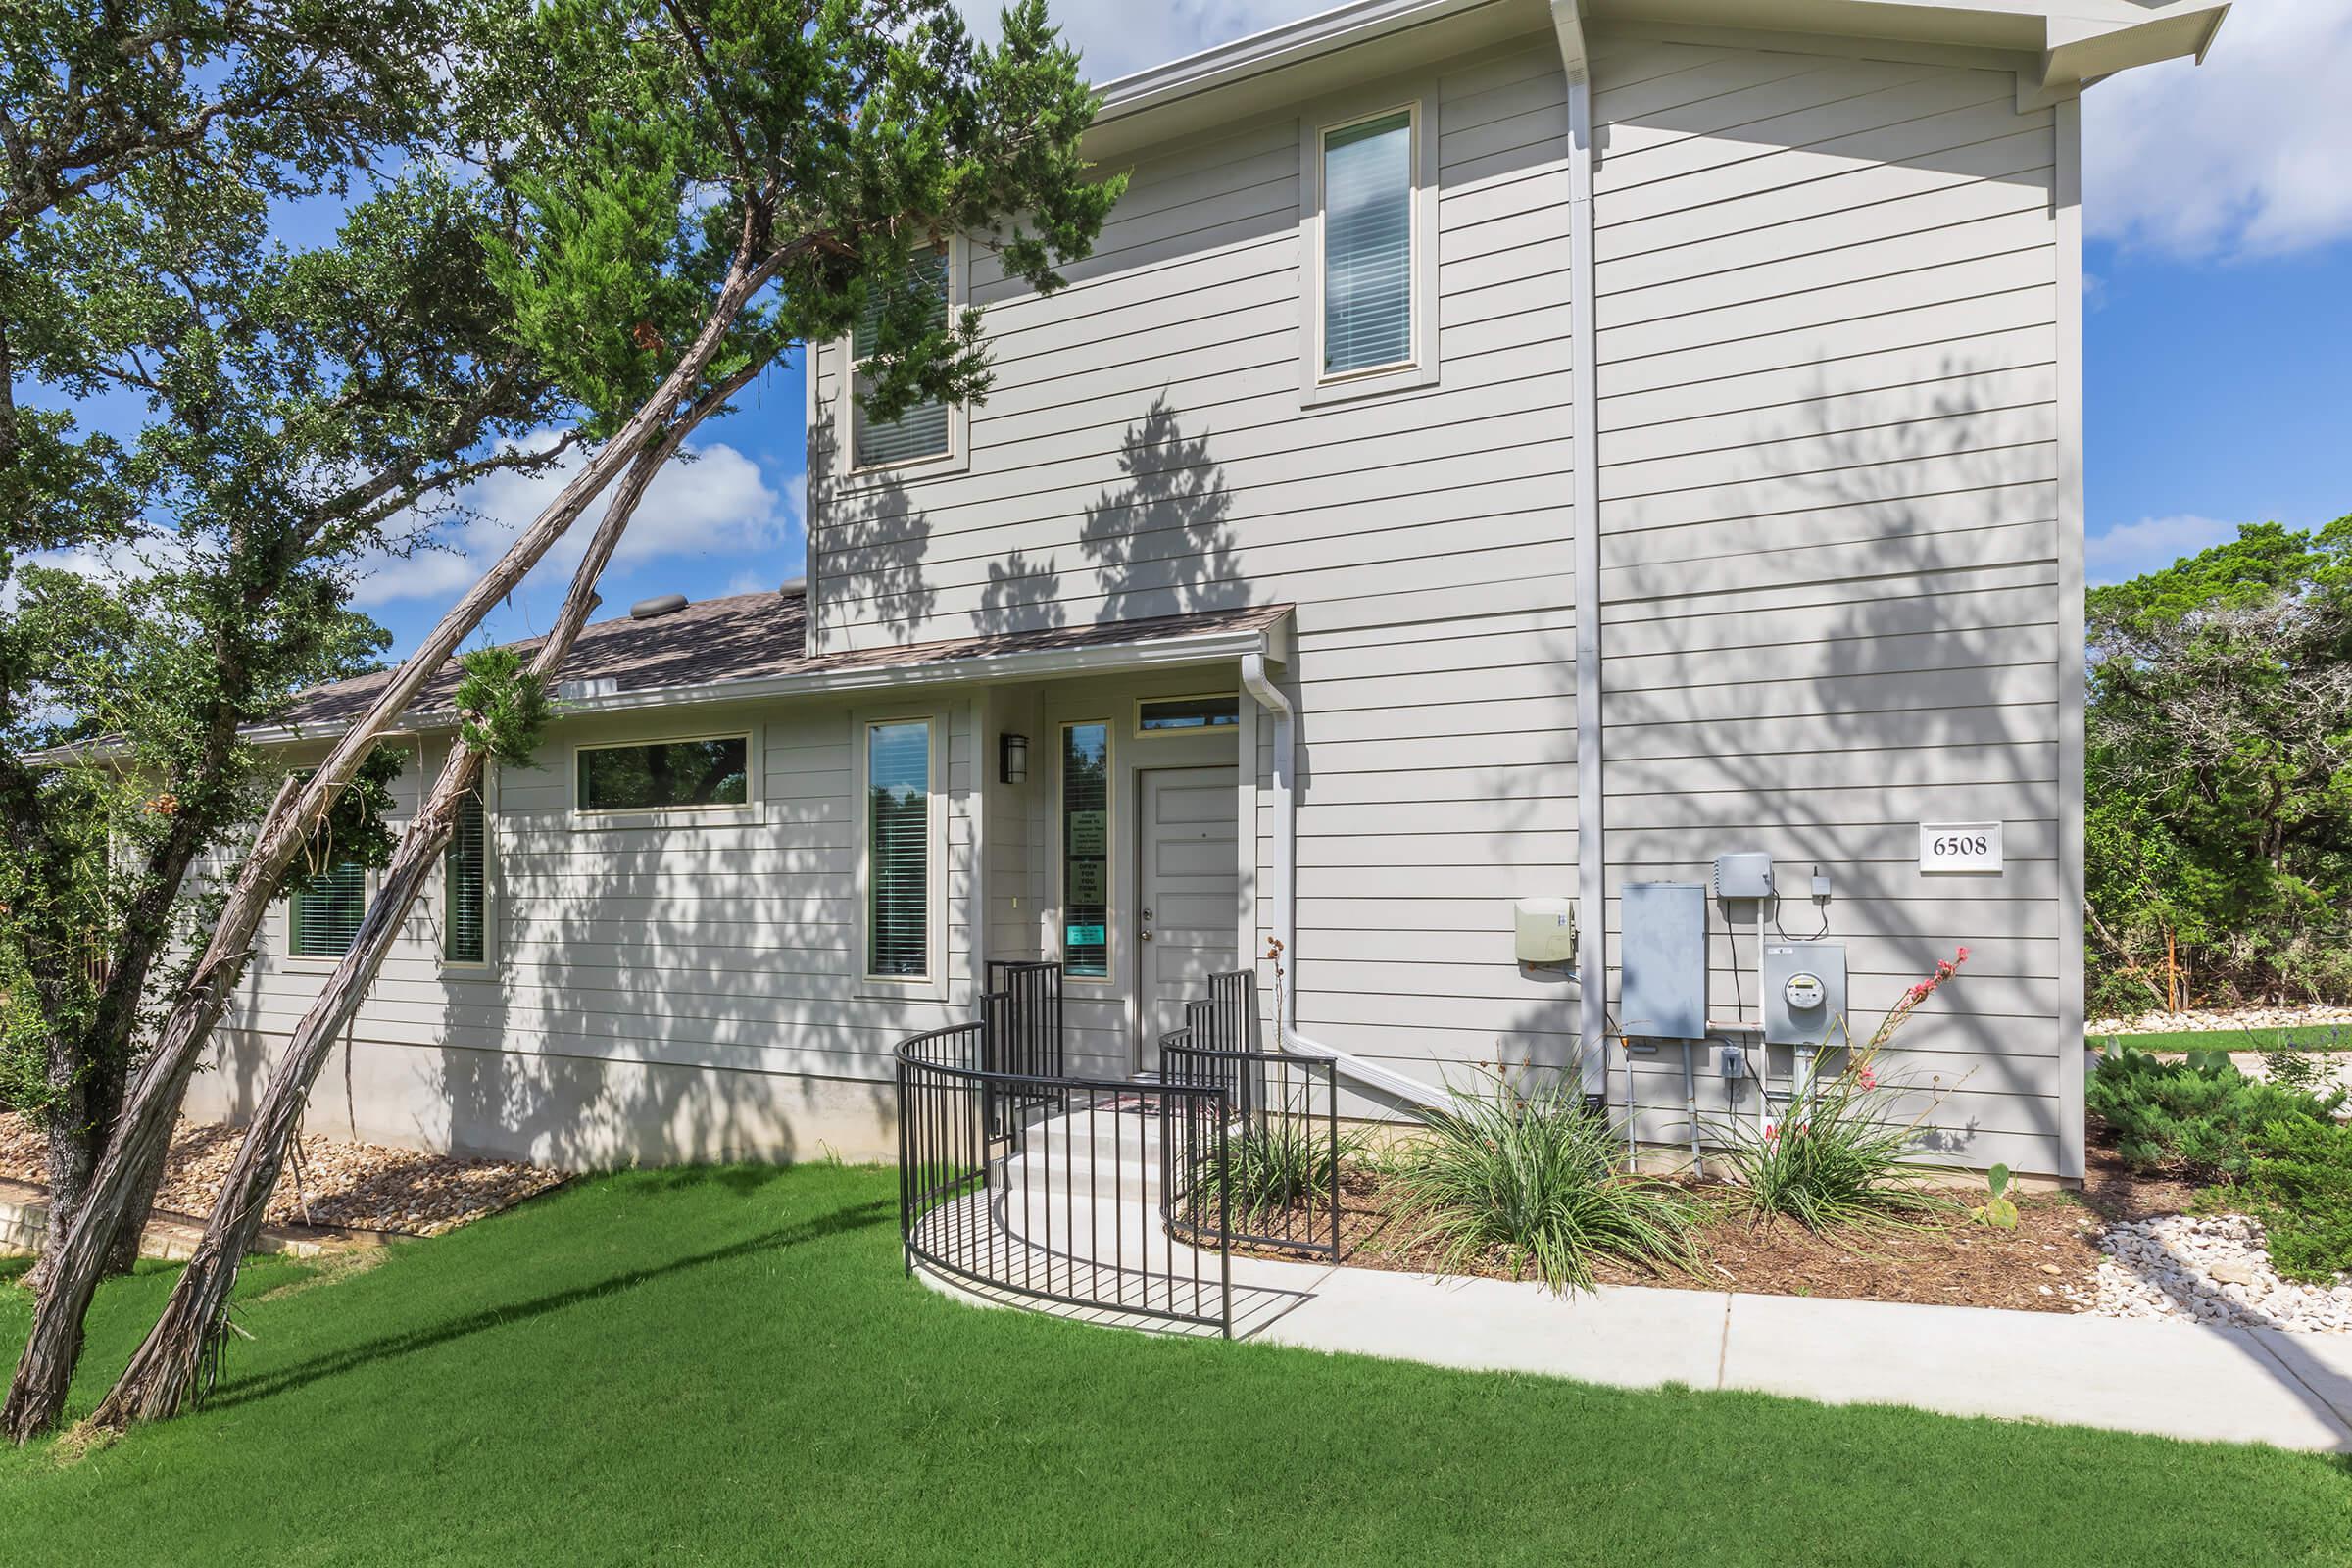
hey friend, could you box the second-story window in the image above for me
[850,247,954,469]
[1321,108,1415,378]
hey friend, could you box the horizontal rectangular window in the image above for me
[1322,109,1414,378]
[577,737,749,812]
[444,787,487,964]
[852,248,953,468]
[1062,721,1109,980]
[867,719,932,979]
[1139,695,1240,734]
[291,860,367,957]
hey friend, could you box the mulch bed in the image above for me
[1236,1169,2107,1314]
[0,1112,568,1237]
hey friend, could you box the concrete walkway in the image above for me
[922,1245,2352,1453]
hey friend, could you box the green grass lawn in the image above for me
[2091,1023,2352,1053]
[2,1164,2347,1566]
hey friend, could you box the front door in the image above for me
[1137,766,1241,1071]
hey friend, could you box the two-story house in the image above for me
[200,0,2230,1182]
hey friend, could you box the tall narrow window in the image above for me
[851,247,953,468]
[1061,721,1109,980]
[444,787,487,965]
[867,719,932,979]
[1321,110,1414,377]
[290,860,367,957]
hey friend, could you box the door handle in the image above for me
[1140,931,1153,941]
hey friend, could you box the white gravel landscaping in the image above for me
[2088,1213,2352,1334]
[2087,1004,2352,1037]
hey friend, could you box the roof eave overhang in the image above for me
[237,613,1296,752]
[1084,0,2228,157]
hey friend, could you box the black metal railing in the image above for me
[1162,1027,1342,1262]
[897,969,1234,1336]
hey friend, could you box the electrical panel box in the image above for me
[1513,898,1578,965]
[1713,853,1775,901]
[1764,941,1847,1047]
[1620,882,1707,1041]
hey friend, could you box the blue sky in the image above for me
[50,1,2352,658]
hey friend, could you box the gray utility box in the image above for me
[1763,942,1847,1047]
[1621,882,1708,1041]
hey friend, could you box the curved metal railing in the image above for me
[1162,1019,1342,1262]
[896,983,1235,1335]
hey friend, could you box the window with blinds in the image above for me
[444,787,487,965]
[290,860,368,957]
[851,248,953,468]
[1321,109,1415,378]
[1061,721,1109,980]
[866,719,931,979]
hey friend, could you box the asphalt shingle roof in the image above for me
[275,587,1291,733]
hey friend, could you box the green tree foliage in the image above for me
[0,0,569,1256]
[2084,517,2352,1012]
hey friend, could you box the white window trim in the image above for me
[1134,691,1243,739]
[1298,88,1441,408]
[834,235,973,481]
[437,759,500,978]
[1055,717,1116,987]
[569,729,759,830]
[856,708,948,997]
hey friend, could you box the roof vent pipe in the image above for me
[628,593,689,620]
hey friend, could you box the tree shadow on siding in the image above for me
[1583,348,2073,1166]
[804,417,935,646]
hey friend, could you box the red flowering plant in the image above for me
[1709,948,1972,1233]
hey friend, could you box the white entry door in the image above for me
[1137,766,1240,1071]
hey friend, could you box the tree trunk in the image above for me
[0,248,771,1444]
[90,364,757,1429]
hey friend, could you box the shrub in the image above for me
[2086,1046,2344,1178]
[2237,1117,2352,1286]
[1211,1116,1371,1224]
[1713,1048,1954,1233]
[1394,1069,1703,1294]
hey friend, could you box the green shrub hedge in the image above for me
[2238,1116,2352,1285]
[2085,1046,2343,1178]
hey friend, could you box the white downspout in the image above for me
[1555,0,1607,1097]
[1241,651,1447,1114]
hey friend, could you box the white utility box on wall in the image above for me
[1513,898,1578,965]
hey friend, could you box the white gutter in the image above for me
[1240,651,1448,1114]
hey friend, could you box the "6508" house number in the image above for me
[1919,821,2002,874]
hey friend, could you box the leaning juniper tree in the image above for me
[0,0,576,1292]
[6,0,1119,1440]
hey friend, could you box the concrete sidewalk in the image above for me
[1247,1259,2352,1452]
[923,1245,2352,1452]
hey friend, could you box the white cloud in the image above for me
[353,435,799,608]
[957,0,1321,85]
[2084,1,2352,259]
[2084,514,2240,584]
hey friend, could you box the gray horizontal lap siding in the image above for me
[208,706,983,1146]
[811,38,1587,1092]
[1587,32,2069,1174]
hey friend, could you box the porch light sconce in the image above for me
[999,732,1029,785]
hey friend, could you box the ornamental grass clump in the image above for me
[1395,1068,1702,1293]
[1715,948,1971,1233]
[1212,1116,1372,1225]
